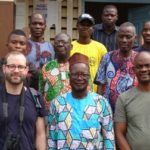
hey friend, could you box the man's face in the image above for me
[70,63,90,93]
[142,22,150,44]
[29,14,46,39]
[7,34,27,54]
[3,54,29,85]
[54,34,72,59]
[134,52,150,85]
[77,20,93,37]
[117,26,136,53]
[102,8,118,27]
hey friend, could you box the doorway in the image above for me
[85,2,150,43]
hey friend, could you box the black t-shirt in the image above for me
[0,87,47,150]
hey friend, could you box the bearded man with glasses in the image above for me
[0,51,47,150]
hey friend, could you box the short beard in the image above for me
[5,75,25,85]
[72,86,87,94]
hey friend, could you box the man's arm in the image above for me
[115,122,131,150]
[94,53,108,94]
[100,98,115,149]
[35,117,46,150]
[48,100,57,149]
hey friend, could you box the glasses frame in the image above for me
[70,72,90,80]
[5,64,27,71]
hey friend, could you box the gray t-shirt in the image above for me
[115,87,150,150]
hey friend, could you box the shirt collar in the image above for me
[97,23,119,31]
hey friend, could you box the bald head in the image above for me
[133,51,150,85]
[54,33,71,43]
[119,22,136,35]
[134,51,150,65]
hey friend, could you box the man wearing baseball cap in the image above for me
[70,13,107,92]
[78,13,95,25]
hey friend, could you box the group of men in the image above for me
[0,4,150,150]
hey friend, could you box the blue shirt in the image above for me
[48,92,115,150]
[0,87,47,150]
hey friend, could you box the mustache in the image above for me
[9,72,22,78]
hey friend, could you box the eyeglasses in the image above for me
[6,64,27,71]
[70,72,90,79]
[54,40,69,46]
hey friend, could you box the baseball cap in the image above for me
[78,13,95,25]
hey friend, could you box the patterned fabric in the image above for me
[26,39,55,69]
[71,40,107,92]
[92,23,119,52]
[94,50,138,112]
[48,92,115,150]
[39,60,71,101]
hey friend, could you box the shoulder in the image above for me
[44,41,54,48]
[72,40,77,44]
[93,24,102,29]
[89,92,108,103]
[91,40,107,49]
[27,87,47,116]
[51,92,68,107]
[108,49,120,58]
[89,92,111,111]
[27,87,42,106]
[134,46,141,52]
[43,60,58,71]
[117,87,138,104]
[101,51,112,60]
[28,39,33,44]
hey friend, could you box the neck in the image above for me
[57,56,69,64]
[57,59,68,64]
[137,83,150,92]
[30,36,44,42]
[78,37,91,44]
[103,24,115,34]
[72,89,88,99]
[119,49,132,58]
[5,82,23,95]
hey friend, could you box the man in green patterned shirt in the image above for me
[39,33,72,111]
